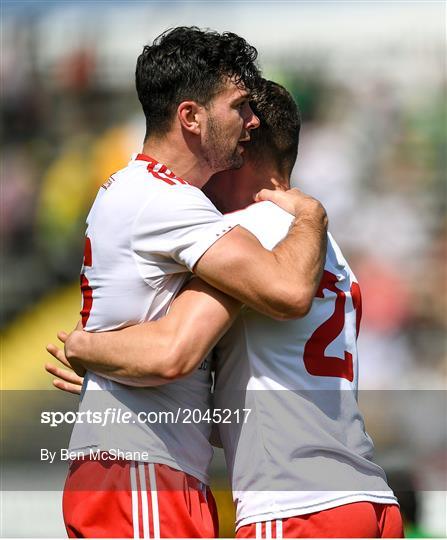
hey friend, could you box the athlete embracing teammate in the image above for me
[46,27,328,538]
[47,27,404,538]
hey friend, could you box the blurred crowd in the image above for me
[1,3,445,536]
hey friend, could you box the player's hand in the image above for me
[45,336,84,395]
[45,360,83,395]
[46,329,86,378]
[255,187,327,222]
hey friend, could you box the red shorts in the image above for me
[237,502,404,538]
[63,457,218,538]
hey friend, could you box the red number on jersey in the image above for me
[80,237,93,328]
[303,270,362,382]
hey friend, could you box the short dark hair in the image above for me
[136,26,260,139]
[248,79,301,176]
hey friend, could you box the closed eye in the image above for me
[235,99,248,111]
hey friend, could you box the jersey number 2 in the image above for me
[80,236,93,328]
[303,270,361,382]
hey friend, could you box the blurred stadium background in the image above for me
[1,0,446,537]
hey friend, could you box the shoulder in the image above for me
[131,179,224,238]
[102,161,216,207]
[225,201,293,227]
[220,201,293,250]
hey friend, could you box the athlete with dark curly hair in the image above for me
[55,28,328,538]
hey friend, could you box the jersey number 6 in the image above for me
[80,236,93,328]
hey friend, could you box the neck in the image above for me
[142,128,213,188]
[203,161,290,214]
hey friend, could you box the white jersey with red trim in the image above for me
[69,153,237,485]
[213,201,397,528]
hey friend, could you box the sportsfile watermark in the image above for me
[2,390,446,491]
[41,407,252,427]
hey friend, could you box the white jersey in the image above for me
[214,201,398,528]
[69,153,237,484]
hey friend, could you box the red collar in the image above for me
[135,153,188,185]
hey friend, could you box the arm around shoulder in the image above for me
[194,189,328,320]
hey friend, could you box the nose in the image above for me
[245,105,260,131]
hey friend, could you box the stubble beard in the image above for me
[204,116,244,173]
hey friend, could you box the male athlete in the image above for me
[48,79,403,537]
[52,27,328,538]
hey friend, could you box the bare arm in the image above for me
[195,188,328,320]
[59,278,240,385]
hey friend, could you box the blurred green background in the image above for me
[1,0,446,537]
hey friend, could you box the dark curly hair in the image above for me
[248,79,301,176]
[136,26,261,140]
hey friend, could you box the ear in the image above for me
[177,101,203,135]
